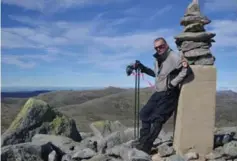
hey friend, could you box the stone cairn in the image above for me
[174,0,216,65]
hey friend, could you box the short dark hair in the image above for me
[154,37,167,44]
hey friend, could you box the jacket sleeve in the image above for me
[142,66,156,77]
[170,55,190,87]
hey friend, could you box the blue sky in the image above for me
[1,0,237,91]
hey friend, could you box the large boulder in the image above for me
[1,98,82,147]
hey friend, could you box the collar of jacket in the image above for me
[153,48,172,62]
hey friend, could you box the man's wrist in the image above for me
[168,82,175,89]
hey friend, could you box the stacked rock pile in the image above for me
[174,0,216,65]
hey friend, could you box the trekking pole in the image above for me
[134,67,138,140]
[137,68,140,138]
[134,66,141,140]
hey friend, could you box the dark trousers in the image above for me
[138,88,179,152]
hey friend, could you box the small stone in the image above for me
[157,144,174,157]
[80,132,93,140]
[179,41,211,52]
[90,120,126,138]
[186,54,215,65]
[61,154,72,161]
[48,150,57,161]
[184,23,205,32]
[86,154,112,161]
[72,148,96,159]
[106,145,130,157]
[175,32,216,42]
[183,48,211,57]
[184,152,199,160]
[205,151,223,160]
[152,153,165,161]
[166,154,185,161]
[123,128,135,142]
[194,54,215,65]
[180,15,211,26]
[184,0,201,16]
[121,148,152,161]
[153,138,162,147]
[223,141,237,157]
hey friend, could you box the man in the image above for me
[131,37,190,154]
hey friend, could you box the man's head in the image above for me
[154,37,169,55]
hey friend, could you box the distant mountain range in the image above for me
[1,86,237,134]
[1,88,236,98]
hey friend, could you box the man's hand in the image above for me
[182,58,189,68]
[167,82,175,90]
[134,60,145,71]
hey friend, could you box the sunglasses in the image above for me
[154,44,166,50]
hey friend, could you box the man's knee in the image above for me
[139,104,152,122]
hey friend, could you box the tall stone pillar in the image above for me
[173,65,216,156]
[173,0,217,158]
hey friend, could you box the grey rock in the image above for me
[166,154,185,161]
[48,150,57,161]
[215,126,237,138]
[187,54,215,65]
[106,144,130,157]
[72,148,96,159]
[207,158,226,161]
[184,23,205,32]
[153,138,162,147]
[97,131,128,153]
[223,141,237,157]
[180,15,211,26]
[175,32,216,42]
[79,136,100,152]
[90,120,127,138]
[1,98,81,147]
[80,132,94,140]
[32,134,82,154]
[184,0,201,16]
[205,151,223,160]
[124,140,136,148]
[194,54,215,65]
[179,41,211,52]
[124,128,135,142]
[157,143,174,157]
[184,152,199,160]
[1,142,54,161]
[86,154,113,161]
[61,154,73,161]
[121,148,152,161]
[161,131,173,142]
[183,48,211,57]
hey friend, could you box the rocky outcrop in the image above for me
[174,0,216,65]
[1,98,82,147]
[1,98,237,161]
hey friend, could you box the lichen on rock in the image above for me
[1,97,82,147]
[9,98,50,130]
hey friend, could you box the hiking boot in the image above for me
[133,142,152,155]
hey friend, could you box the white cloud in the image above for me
[2,0,130,13]
[149,5,173,20]
[1,55,37,69]
[204,0,237,12]
[3,14,177,70]
[207,20,237,48]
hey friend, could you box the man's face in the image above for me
[154,40,168,55]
